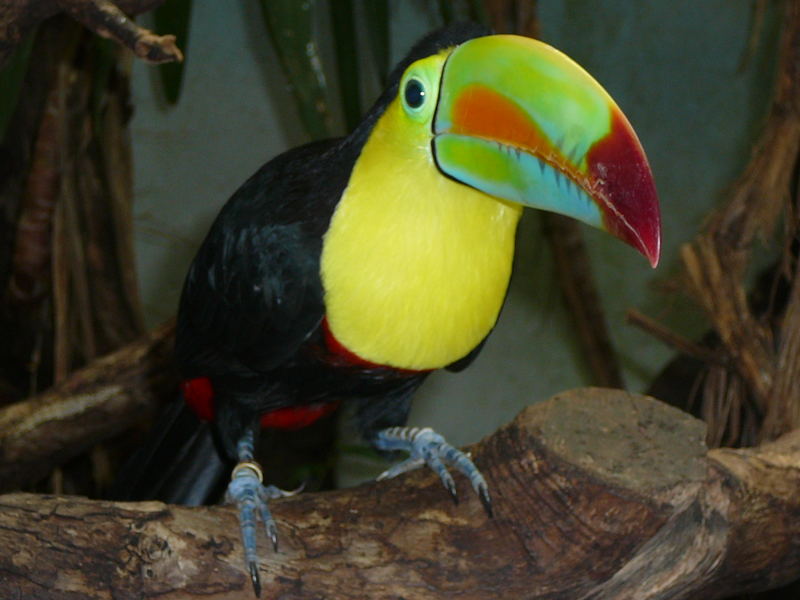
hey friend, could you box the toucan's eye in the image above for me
[399,57,444,121]
[404,78,426,109]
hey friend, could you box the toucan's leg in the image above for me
[373,426,493,517]
[225,428,296,597]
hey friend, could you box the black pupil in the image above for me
[405,79,425,109]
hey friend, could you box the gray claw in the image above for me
[435,460,458,504]
[374,426,492,513]
[227,457,295,597]
[267,520,279,552]
[447,479,459,503]
[478,482,493,518]
[249,560,261,597]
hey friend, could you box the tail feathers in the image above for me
[110,397,230,506]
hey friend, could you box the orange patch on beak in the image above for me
[449,84,589,190]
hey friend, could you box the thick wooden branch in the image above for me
[0,320,177,491]
[1,389,799,599]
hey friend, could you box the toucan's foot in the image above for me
[374,426,493,517]
[225,460,297,597]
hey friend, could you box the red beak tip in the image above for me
[644,233,661,268]
[587,108,662,269]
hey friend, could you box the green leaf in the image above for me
[153,0,193,104]
[260,0,333,139]
[0,31,36,143]
[330,0,361,132]
[363,0,389,85]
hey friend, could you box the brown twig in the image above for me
[626,308,722,365]
[56,0,182,64]
[677,0,800,442]
[0,0,177,69]
[6,71,63,304]
[738,0,769,72]
[761,245,800,436]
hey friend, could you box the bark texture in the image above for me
[1,388,799,599]
[0,320,177,492]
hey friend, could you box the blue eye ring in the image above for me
[404,78,426,109]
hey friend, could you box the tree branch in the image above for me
[0,320,177,492]
[0,0,179,69]
[678,0,800,442]
[1,389,799,599]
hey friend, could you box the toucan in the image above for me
[115,23,660,596]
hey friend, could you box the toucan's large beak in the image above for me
[433,35,661,267]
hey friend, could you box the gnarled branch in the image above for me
[1,389,799,599]
[0,320,176,492]
[0,0,180,69]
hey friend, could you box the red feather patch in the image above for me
[182,376,340,430]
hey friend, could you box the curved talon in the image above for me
[226,456,296,597]
[425,452,458,504]
[444,474,459,504]
[249,560,261,597]
[374,426,493,515]
[265,480,305,498]
[267,519,279,552]
[477,482,493,517]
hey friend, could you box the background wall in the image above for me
[129,1,779,479]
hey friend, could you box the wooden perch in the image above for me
[0,0,180,69]
[1,388,799,599]
[0,320,177,492]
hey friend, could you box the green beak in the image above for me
[433,35,661,267]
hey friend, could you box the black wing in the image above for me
[176,138,352,387]
[176,22,497,382]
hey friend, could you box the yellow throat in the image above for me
[321,57,522,370]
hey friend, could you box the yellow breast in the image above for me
[321,98,522,370]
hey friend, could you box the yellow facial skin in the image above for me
[321,52,523,370]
